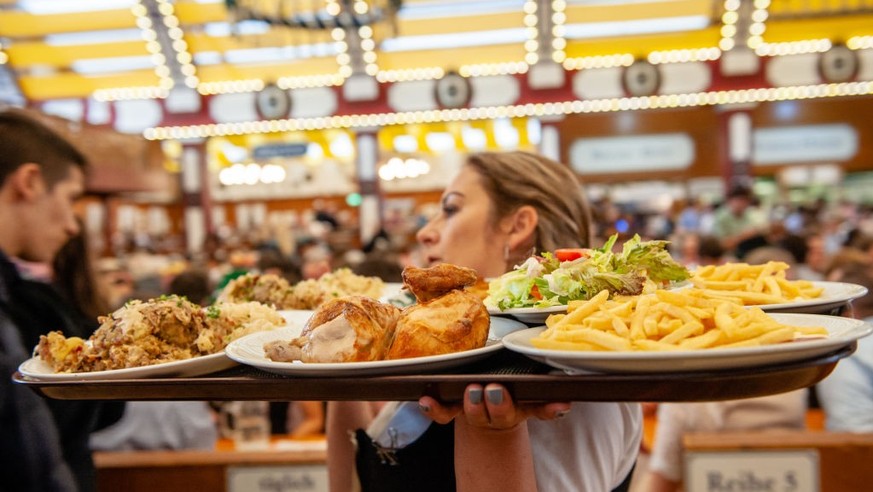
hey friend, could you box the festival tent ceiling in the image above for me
[0,0,871,103]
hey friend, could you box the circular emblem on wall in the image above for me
[434,71,473,109]
[819,44,858,83]
[622,60,661,97]
[255,83,292,120]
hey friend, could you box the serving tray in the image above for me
[14,345,851,403]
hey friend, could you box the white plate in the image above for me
[278,309,316,327]
[754,281,868,314]
[502,313,872,374]
[486,281,693,323]
[380,282,406,300]
[225,317,528,377]
[487,305,567,324]
[18,351,236,381]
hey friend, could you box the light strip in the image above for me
[848,36,873,50]
[94,85,168,101]
[144,81,873,140]
[756,39,831,57]
[523,0,538,65]
[563,53,634,70]
[130,1,173,90]
[551,0,567,64]
[376,67,445,83]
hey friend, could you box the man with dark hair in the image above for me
[0,111,87,491]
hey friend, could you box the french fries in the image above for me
[531,288,827,352]
[690,261,823,305]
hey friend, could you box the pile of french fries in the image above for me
[531,289,827,352]
[690,261,823,305]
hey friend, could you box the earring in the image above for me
[503,244,510,262]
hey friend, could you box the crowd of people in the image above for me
[2,110,873,492]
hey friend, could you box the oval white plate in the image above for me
[226,317,527,377]
[753,281,868,314]
[277,309,316,327]
[487,305,568,324]
[502,313,872,374]
[18,351,236,381]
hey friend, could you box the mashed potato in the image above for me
[219,268,385,310]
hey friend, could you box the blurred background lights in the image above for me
[378,157,431,181]
[219,162,286,186]
[345,192,363,207]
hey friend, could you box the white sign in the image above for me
[227,464,328,492]
[569,133,694,174]
[685,450,819,492]
[753,124,857,165]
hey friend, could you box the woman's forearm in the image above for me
[454,418,538,492]
[327,401,379,492]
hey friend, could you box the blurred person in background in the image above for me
[816,259,873,432]
[96,257,135,309]
[711,185,767,260]
[0,111,88,491]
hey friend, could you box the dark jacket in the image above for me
[0,251,123,492]
[0,253,77,492]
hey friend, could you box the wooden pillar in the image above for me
[354,130,382,247]
[180,141,212,256]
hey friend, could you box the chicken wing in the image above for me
[402,263,479,303]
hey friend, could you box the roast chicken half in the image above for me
[264,263,490,363]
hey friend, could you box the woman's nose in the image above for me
[416,219,437,246]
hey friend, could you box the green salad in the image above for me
[485,234,690,310]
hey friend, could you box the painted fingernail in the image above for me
[486,387,504,405]
[555,410,569,419]
[468,388,483,405]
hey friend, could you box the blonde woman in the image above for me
[328,151,641,492]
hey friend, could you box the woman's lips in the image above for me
[426,256,441,266]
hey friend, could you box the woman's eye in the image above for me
[442,204,459,217]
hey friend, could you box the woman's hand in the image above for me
[418,383,571,430]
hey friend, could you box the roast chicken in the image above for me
[264,263,490,363]
[386,265,490,360]
[264,296,400,363]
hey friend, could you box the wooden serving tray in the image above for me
[13,346,851,403]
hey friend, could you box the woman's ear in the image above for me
[503,205,538,252]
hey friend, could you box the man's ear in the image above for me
[502,205,538,251]
[7,163,45,201]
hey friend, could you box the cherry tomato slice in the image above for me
[554,248,591,262]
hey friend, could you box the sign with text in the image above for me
[685,450,819,492]
[753,124,857,165]
[252,143,309,160]
[569,133,694,175]
[227,464,328,492]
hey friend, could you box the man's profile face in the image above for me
[19,166,84,263]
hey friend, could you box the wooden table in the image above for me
[14,347,851,403]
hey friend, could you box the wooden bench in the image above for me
[95,438,327,492]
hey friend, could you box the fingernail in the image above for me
[468,388,483,405]
[555,410,569,419]
[418,403,431,414]
[486,387,504,405]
